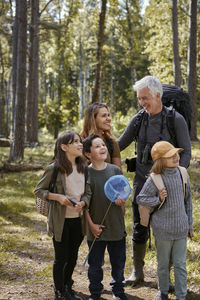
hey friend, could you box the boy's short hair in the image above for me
[83,134,100,154]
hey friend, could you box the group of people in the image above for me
[34,76,193,300]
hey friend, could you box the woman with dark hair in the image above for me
[34,131,87,300]
[80,102,121,168]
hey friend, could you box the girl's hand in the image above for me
[58,195,73,206]
[159,188,167,202]
[188,229,194,239]
[75,201,85,213]
[115,196,126,207]
[90,223,105,238]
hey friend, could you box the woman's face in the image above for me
[95,107,111,132]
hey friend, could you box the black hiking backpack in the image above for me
[162,84,192,132]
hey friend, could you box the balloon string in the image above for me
[83,201,113,266]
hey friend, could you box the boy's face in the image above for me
[86,137,108,162]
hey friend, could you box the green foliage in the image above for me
[111,107,138,138]
[144,0,192,88]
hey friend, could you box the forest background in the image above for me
[0,1,200,299]
[0,0,200,161]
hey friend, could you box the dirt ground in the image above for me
[0,263,159,300]
[0,239,199,300]
[0,216,199,300]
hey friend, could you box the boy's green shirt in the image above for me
[81,163,126,241]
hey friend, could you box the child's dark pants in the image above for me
[53,218,83,292]
[87,237,126,297]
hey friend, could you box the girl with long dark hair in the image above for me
[34,131,86,300]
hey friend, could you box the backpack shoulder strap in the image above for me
[164,106,177,145]
[84,167,88,184]
[134,109,146,140]
[105,138,114,158]
[150,173,166,210]
[49,166,58,192]
[178,166,188,197]
[150,173,165,191]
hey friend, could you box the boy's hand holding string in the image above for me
[88,196,125,239]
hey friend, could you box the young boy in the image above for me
[81,134,128,300]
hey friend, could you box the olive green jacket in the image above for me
[34,163,69,242]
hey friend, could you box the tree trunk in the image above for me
[9,0,27,161]
[26,0,39,144]
[11,0,19,137]
[110,30,114,115]
[54,28,62,139]
[0,43,7,137]
[79,38,84,119]
[1,162,43,172]
[171,0,181,86]
[92,0,107,103]
[187,0,198,141]
[125,0,137,99]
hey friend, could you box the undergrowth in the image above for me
[0,130,200,298]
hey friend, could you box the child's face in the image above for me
[87,137,108,162]
[61,134,83,158]
[164,152,180,168]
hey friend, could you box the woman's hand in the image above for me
[159,188,167,202]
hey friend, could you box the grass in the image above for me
[0,132,200,299]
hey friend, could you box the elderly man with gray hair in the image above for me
[118,76,191,291]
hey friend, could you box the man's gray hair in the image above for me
[133,75,163,98]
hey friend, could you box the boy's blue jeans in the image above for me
[87,237,126,296]
[155,238,187,300]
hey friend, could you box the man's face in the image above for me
[137,87,162,115]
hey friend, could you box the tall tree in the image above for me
[26,0,39,144]
[92,0,107,103]
[0,42,6,137]
[11,0,19,137]
[10,0,27,161]
[144,0,188,84]
[171,0,181,86]
[187,0,198,140]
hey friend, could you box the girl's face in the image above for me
[164,152,180,168]
[95,107,111,132]
[61,134,83,158]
